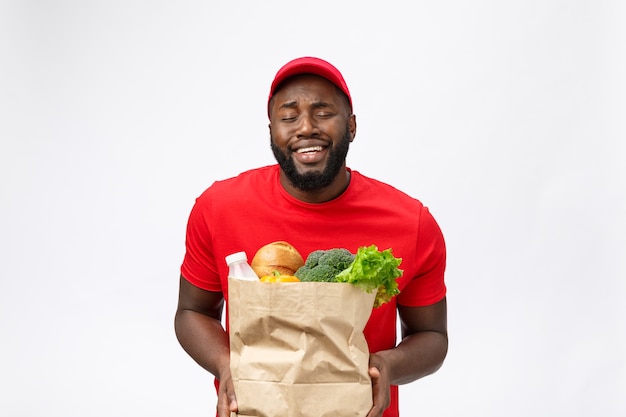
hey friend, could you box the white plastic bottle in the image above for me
[225,251,259,281]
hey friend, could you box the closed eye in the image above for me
[280,113,298,122]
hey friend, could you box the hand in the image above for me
[216,374,238,417]
[366,353,391,417]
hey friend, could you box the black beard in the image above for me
[271,127,351,192]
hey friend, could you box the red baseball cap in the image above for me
[267,57,352,117]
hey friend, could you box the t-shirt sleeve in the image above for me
[397,206,447,307]
[180,193,223,292]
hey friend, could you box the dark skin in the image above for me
[175,75,448,417]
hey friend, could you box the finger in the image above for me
[217,404,229,417]
[217,393,238,417]
[365,404,383,417]
[229,398,238,412]
[369,365,381,378]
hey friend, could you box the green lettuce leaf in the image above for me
[335,245,402,308]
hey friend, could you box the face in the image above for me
[269,75,356,192]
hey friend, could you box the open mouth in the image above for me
[293,145,328,164]
[296,146,325,154]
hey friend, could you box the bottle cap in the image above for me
[225,251,248,266]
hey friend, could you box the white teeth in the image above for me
[296,146,323,153]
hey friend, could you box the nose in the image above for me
[296,113,319,138]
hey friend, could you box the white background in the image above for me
[1,1,625,416]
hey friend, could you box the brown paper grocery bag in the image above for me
[228,278,376,417]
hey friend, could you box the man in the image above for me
[175,57,448,417]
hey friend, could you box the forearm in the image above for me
[174,309,231,379]
[375,330,448,385]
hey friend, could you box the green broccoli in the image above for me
[295,248,355,282]
[318,248,355,271]
[296,264,337,282]
[303,250,326,268]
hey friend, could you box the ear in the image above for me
[348,114,357,142]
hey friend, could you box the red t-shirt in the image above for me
[181,165,446,417]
